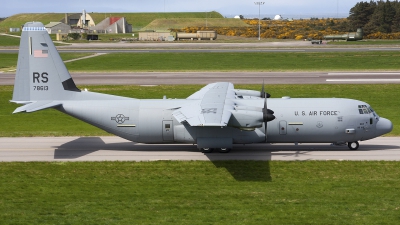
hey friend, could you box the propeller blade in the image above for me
[260,80,271,98]
[264,97,267,142]
[262,88,275,142]
[261,80,265,98]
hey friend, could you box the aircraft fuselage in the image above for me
[59,96,391,147]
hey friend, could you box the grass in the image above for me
[0,35,20,46]
[0,53,18,71]
[1,84,399,137]
[0,53,93,72]
[7,51,400,73]
[0,13,65,32]
[89,12,224,29]
[62,51,400,72]
[143,18,248,30]
[0,161,399,224]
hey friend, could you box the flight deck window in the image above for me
[358,105,370,114]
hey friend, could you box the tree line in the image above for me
[348,0,400,35]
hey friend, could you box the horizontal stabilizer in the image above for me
[11,101,62,113]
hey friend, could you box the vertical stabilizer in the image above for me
[12,22,80,103]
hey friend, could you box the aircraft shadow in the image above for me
[53,137,200,159]
[54,137,133,159]
[210,160,272,182]
[53,137,272,181]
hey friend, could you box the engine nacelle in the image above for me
[234,105,262,112]
[234,89,261,97]
[228,110,264,130]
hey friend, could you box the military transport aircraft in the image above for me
[11,22,393,153]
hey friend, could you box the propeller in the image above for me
[260,80,271,98]
[261,82,275,142]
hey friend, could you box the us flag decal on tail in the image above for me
[34,50,48,58]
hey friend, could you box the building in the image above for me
[139,31,172,41]
[45,22,71,34]
[89,17,132,33]
[61,13,95,28]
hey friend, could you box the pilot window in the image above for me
[358,105,370,114]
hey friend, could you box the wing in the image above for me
[172,82,236,126]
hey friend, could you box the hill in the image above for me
[0,13,64,32]
[0,11,224,32]
[90,11,224,29]
[142,18,248,30]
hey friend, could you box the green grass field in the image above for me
[1,84,399,137]
[62,51,400,72]
[0,161,399,224]
[5,51,400,72]
[143,18,248,30]
[0,53,93,72]
[0,35,20,46]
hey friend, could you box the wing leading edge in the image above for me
[173,82,236,126]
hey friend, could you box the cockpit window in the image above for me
[358,105,380,117]
[358,105,369,114]
[369,106,379,118]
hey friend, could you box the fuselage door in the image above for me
[279,120,287,135]
[162,120,174,141]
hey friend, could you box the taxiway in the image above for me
[0,137,399,162]
[2,71,400,85]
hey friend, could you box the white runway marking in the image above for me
[326,79,400,82]
[63,53,107,63]
[328,73,400,76]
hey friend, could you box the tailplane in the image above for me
[11,22,80,113]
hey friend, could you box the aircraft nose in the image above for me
[376,117,393,136]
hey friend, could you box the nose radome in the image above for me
[376,118,393,136]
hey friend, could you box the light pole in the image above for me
[254,2,265,40]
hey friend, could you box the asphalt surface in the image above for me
[2,72,400,85]
[0,137,399,162]
[1,40,400,53]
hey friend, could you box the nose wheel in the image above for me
[347,141,359,150]
[200,148,213,153]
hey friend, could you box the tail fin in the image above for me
[12,22,80,104]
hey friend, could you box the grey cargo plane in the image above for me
[11,22,393,153]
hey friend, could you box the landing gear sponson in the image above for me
[199,148,231,153]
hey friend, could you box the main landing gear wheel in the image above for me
[347,141,359,150]
[200,148,214,153]
[218,148,231,153]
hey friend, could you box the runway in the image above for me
[0,137,399,162]
[2,72,400,85]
